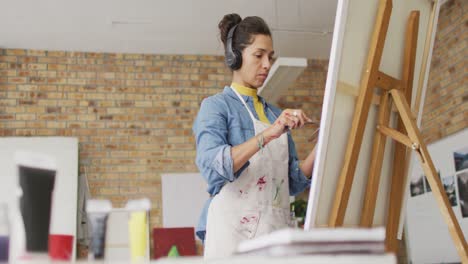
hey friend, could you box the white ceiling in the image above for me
[0,0,337,59]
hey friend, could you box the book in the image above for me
[236,227,386,256]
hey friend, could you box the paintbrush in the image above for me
[285,120,320,131]
[305,120,320,125]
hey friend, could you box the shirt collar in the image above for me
[224,86,268,108]
[231,82,258,99]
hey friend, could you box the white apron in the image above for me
[203,88,291,259]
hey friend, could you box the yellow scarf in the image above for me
[231,82,270,124]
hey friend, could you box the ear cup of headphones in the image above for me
[225,49,237,70]
[225,25,242,70]
[226,49,242,70]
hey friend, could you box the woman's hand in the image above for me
[263,109,313,143]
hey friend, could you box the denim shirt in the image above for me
[192,87,311,241]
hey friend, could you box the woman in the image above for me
[193,13,316,258]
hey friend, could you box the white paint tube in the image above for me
[125,198,151,262]
[86,199,112,260]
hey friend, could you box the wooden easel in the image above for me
[328,0,468,261]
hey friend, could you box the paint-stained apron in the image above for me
[203,87,290,259]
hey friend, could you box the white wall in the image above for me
[406,128,468,264]
[161,173,209,239]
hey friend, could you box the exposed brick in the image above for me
[0,114,15,120]
[422,0,467,143]
[27,63,47,70]
[6,49,26,56]
[0,56,16,63]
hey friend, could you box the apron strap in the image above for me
[230,87,257,123]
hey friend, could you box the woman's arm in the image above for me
[232,109,303,172]
[231,134,265,172]
[300,144,317,178]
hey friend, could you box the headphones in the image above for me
[225,24,242,70]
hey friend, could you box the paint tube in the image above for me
[0,203,9,263]
[0,237,7,263]
[14,151,56,258]
[86,199,112,260]
[125,198,151,262]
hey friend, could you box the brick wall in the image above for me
[0,49,327,254]
[421,0,467,143]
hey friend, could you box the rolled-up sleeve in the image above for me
[287,133,311,195]
[193,97,248,195]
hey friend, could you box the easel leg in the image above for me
[360,92,392,227]
[391,89,468,261]
[385,10,419,253]
[385,118,409,253]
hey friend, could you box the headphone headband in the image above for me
[227,24,238,44]
[225,24,242,70]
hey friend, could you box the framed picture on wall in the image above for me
[442,175,457,207]
[411,174,425,197]
[456,171,468,217]
[453,147,468,172]
[423,171,441,193]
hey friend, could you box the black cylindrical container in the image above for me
[18,166,55,252]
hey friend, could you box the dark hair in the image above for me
[218,13,272,54]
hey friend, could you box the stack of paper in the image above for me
[236,227,386,257]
